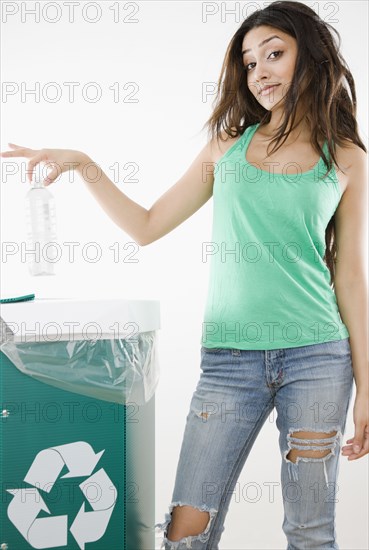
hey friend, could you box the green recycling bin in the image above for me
[0,297,160,550]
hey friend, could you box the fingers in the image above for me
[342,437,362,452]
[1,145,59,184]
[341,439,369,460]
[348,448,368,460]
[0,149,24,157]
[8,143,24,148]
[27,152,48,183]
[0,143,34,158]
[1,145,44,184]
[43,164,61,186]
[352,423,369,454]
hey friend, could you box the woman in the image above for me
[1,1,368,548]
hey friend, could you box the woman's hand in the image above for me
[0,143,86,185]
[341,392,369,461]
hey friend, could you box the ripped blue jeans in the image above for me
[155,337,354,549]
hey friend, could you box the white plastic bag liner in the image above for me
[0,298,160,405]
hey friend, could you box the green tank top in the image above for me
[201,122,350,350]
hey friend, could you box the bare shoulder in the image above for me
[336,139,367,164]
[334,140,367,193]
[208,128,241,164]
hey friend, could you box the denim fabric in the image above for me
[155,337,354,549]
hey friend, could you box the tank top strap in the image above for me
[321,137,331,159]
[241,123,259,147]
[319,137,336,178]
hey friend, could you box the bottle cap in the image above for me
[32,180,45,189]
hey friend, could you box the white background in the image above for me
[1,1,368,549]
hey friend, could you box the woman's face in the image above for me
[241,25,298,111]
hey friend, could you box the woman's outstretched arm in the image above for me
[76,140,215,246]
[1,140,216,247]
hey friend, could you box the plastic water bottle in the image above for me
[25,180,58,276]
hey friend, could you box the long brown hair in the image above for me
[202,0,367,288]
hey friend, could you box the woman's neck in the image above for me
[259,111,315,144]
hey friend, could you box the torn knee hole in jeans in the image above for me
[155,502,218,549]
[283,427,342,488]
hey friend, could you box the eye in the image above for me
[244,50,283,72]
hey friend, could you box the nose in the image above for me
[250,63,271,94]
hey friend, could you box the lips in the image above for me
[259,84,280,96]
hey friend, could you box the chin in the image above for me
[256,98,274,110]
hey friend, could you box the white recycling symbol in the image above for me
[6,441,118,549]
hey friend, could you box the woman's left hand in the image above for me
[341,392,369,461]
